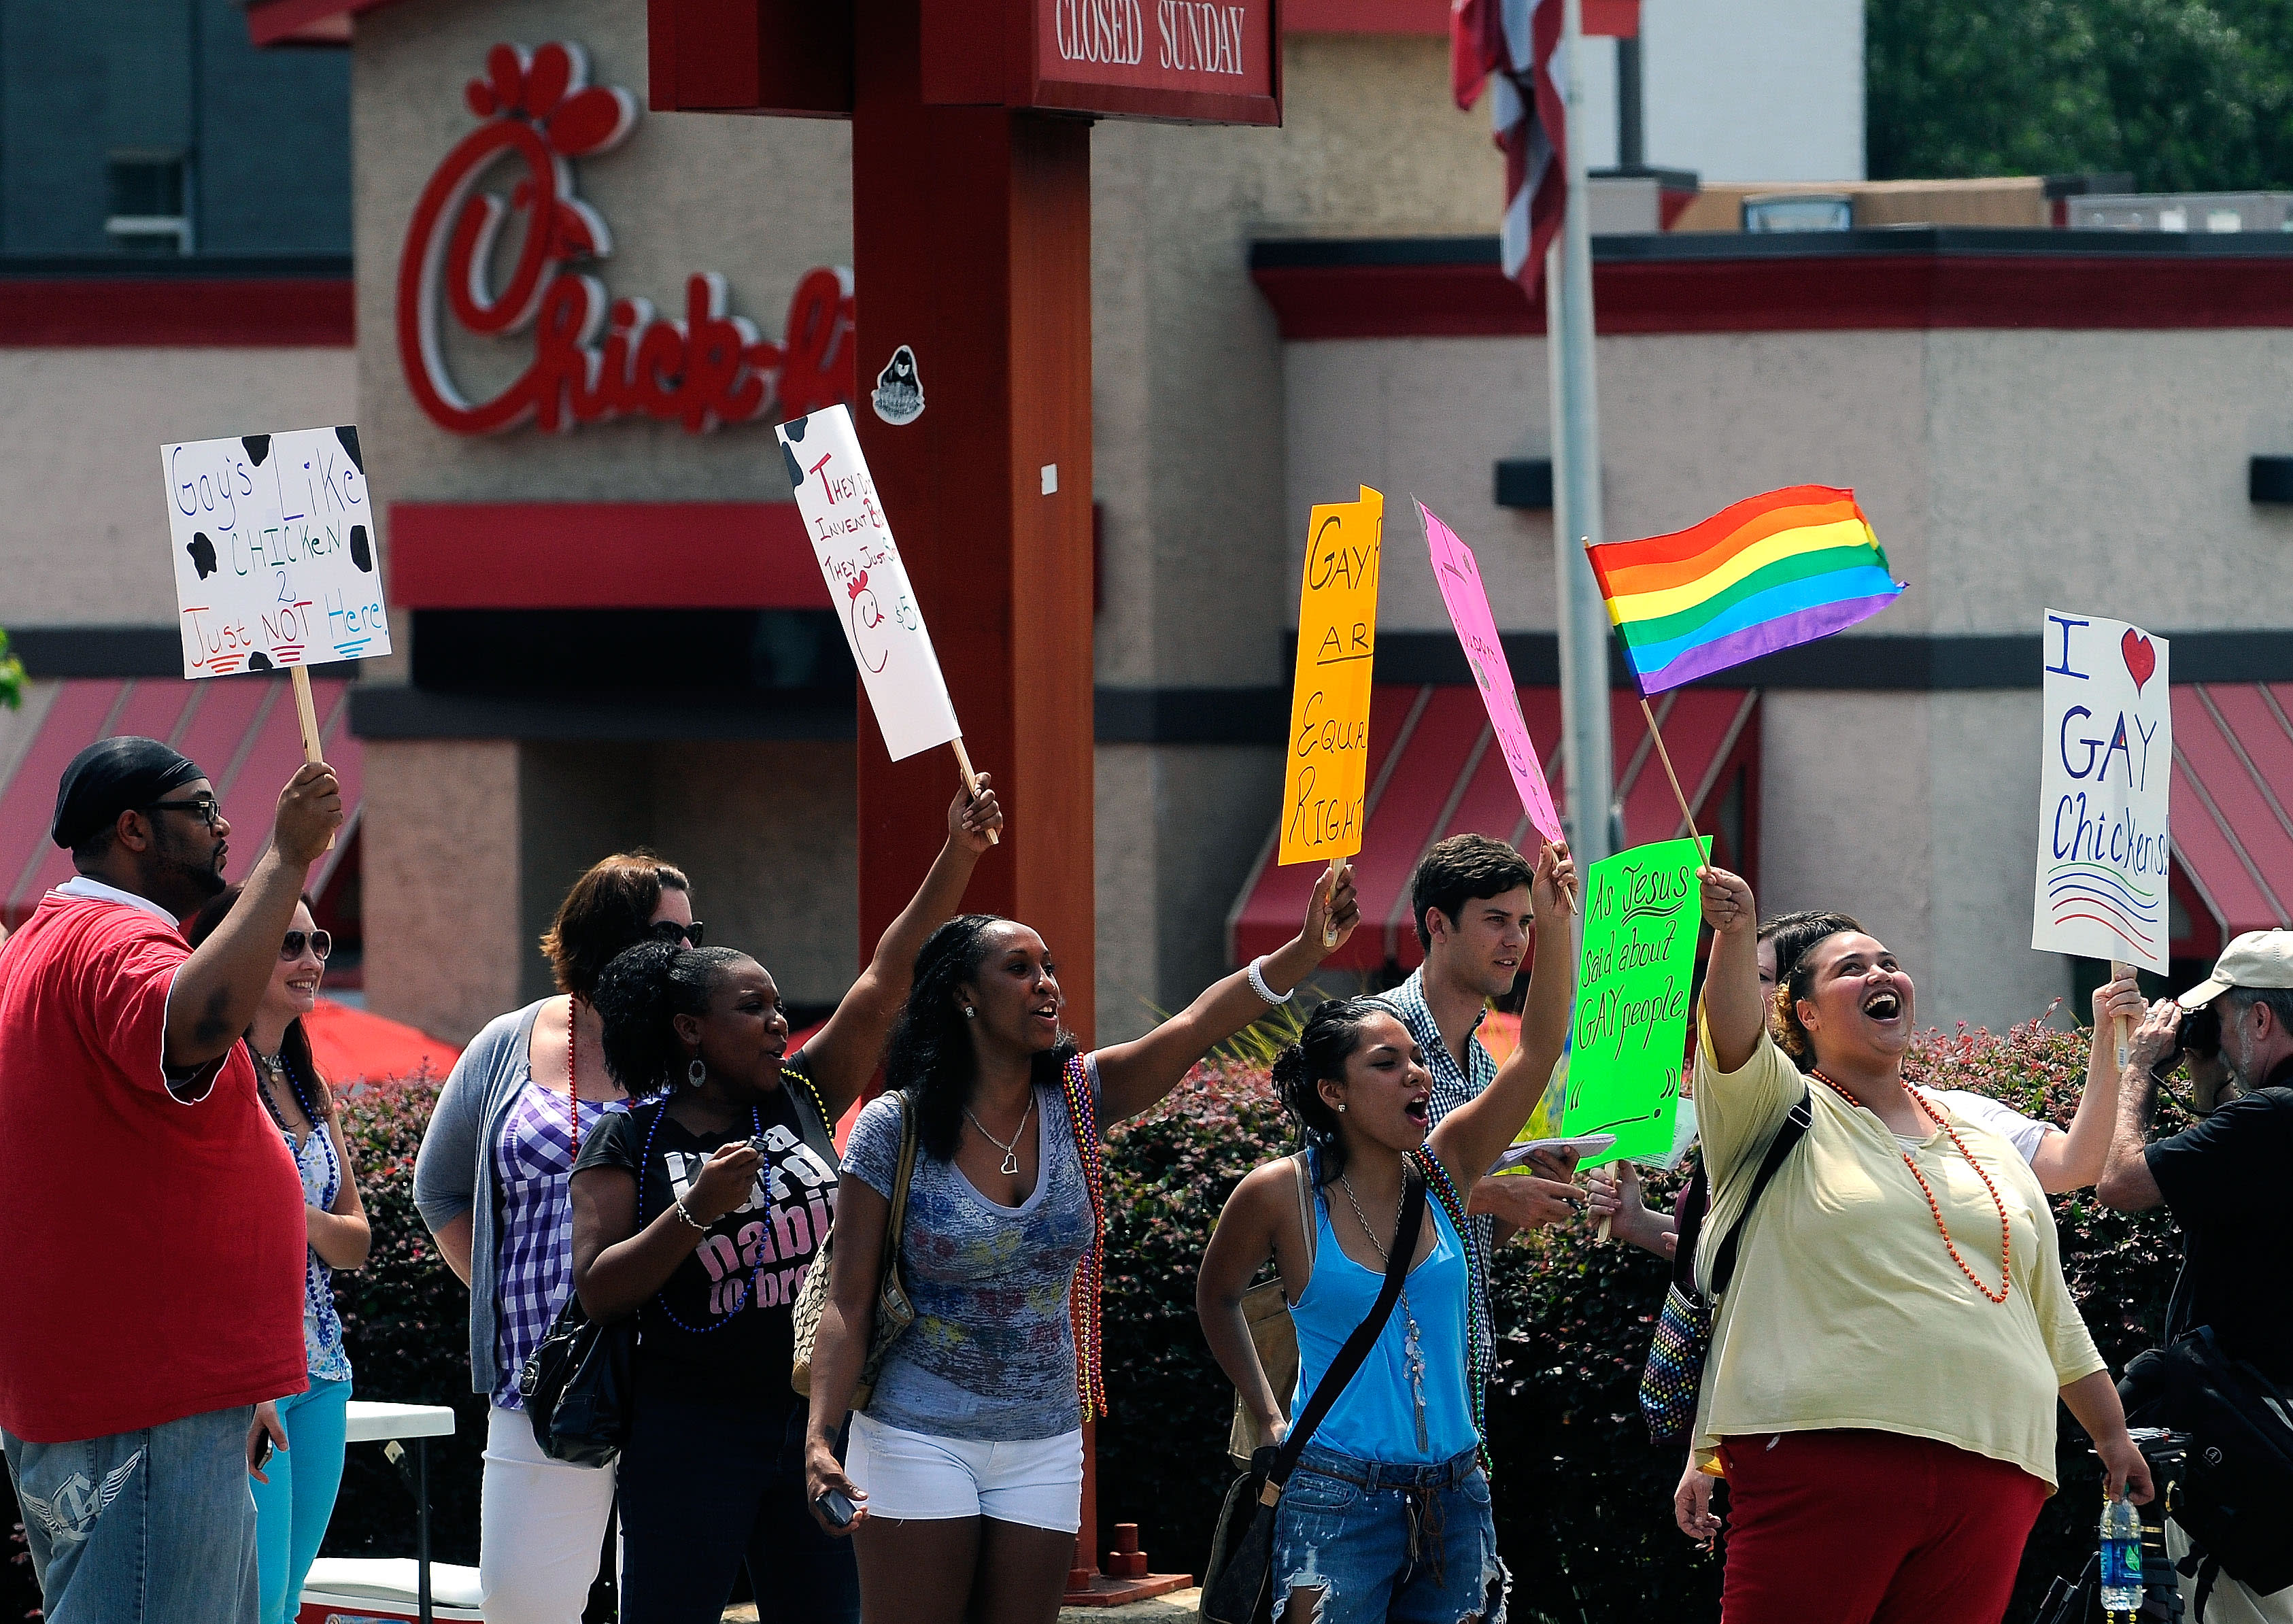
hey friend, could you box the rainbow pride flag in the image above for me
[1587,485,1902,694]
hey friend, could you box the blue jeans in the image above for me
[1271,1444,1508,1624]
[3,1404,261,1623]
[251,1377,351,1623]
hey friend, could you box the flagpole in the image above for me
[1548,0,1614,866]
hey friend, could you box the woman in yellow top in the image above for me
[1691,864,2151,1623]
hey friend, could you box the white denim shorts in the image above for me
[845,1411,1084,1532]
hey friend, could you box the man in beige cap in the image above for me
[2100,932,2293,1624]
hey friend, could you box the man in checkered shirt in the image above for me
[1376,834,1582,1264]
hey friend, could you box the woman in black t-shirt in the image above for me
[570,784,1000,1624]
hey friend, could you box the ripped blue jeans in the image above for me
[1272,1444,1508,1624]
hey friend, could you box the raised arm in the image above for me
[1431,843,1577,1185]
[165,764,343,1068]
[801,779,1004,1117]
[2097,999,2179,1211]
[1697,866,1763,1072]
[2033,972,2142,1191]
[1091,862,1360,1124]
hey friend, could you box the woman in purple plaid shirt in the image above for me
[413,779,1001,1624]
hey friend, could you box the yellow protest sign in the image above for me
[1280,486,1384,866]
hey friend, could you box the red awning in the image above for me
[0,675,364,931]
[1227,686,1759,969]
[2171,682,2293,955]
[305,997,462,1086]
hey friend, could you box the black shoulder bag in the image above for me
[1639,1091,1812,1449]
[1200,1161,1428,1624]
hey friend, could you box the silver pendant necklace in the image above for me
[1337,1170,1429,1451]
[965,1092,1036,1177]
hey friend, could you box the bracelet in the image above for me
[673,1198,709,1232]
[1246,956,1291,1006]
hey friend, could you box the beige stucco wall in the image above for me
[0,348,354,626]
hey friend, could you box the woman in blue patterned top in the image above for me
[189,887,369,1624]
[803,862,1363,1624]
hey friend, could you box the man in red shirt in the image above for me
[0,736,343,1623]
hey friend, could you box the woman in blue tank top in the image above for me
[1199,843,1577,1624]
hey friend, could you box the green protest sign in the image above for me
[1563,836,1705,1168]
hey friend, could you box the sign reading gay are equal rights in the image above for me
[163,425,390,678]
[1280,487,1384,866]
[2033,611,2172,972]
[1419,499,1564,845]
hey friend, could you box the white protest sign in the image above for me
[2033,609,2172,972]
[775,404,963,762]
[163,425,390,677]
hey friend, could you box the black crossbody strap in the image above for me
[1263,1160,1428,1498]
[1708,1090,1812,1298]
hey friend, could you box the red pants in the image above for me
[1718,1430,2046,1624]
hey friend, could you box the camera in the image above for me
[2153,1002,2220,1081]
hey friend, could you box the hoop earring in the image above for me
[687,1058,707,1089]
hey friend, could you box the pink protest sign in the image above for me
[1419,499,1565,845]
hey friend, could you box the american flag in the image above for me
[1452,0,1567,299]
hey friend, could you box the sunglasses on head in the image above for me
[283,930,333,962]
[649,919,706,948]
[146,795,222,830]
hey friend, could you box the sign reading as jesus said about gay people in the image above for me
[2032,610,2172,972]
[1280,486,1384,866]
[776,404,964,763]
[1563,836,1705,1168]
[163,426,390,677]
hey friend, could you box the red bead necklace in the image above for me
[1810,1070,2012,1306]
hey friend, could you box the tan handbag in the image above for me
[790,1090,920,1408]
[1225,1153,1317,1467]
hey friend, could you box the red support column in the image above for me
[849,0,1102,1584]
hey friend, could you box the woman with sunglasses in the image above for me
[414,781,1000,1624]
[187,886,369,1624]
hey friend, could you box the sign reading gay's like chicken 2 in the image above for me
[163,425,392,678]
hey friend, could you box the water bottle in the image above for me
[2099,1493,2143,1615]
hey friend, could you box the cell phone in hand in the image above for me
[815,1487,857,1528]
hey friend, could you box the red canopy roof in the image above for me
[304,997,463,1086]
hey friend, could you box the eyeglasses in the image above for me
[282,930,333,962]
[146,796,222,830]
[649,919,706,948]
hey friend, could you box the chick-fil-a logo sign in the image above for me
[395,41,854,436]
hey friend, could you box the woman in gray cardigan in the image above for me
[413,781,1001,1624]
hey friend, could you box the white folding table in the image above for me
[322,1402,459,1624]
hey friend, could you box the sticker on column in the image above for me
[872,345,925,425]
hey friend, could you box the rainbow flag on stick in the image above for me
[1587,486,1903,694]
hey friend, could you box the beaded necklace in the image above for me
[1810,1070,2012,1306]
[639,1098,766,1336]
[1059,1054,1108,1419]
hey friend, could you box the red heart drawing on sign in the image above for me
[2122,629,2156,694]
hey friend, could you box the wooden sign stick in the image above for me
[1582,698,1708,1245]
[288,666,336,853]
[1322,856,1344,948]
[2110,959,2135,1069]
[949,737,1000,846]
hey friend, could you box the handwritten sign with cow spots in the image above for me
[775,404,964,762]
[161,425,391,677]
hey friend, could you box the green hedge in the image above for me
[3,1018,2190,1624]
